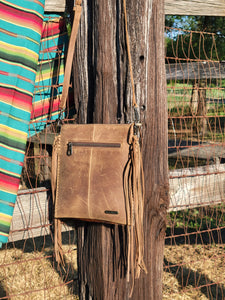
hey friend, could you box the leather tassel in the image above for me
[132,134,147,278]
[125,124,147,297]
[52,124,146,288]
[54,218,64,266]
[52,136,64,266]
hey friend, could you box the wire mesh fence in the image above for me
[164,26,225,299]
[0,20,225,300]
[0,14,78,299]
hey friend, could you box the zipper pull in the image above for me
[67,142,73,156]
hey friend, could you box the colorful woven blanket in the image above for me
[29,15,67,136]
[0,0,45,247]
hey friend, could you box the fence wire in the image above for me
[0,22,225,300]
[165,26,225,300]
[0,15,78,300]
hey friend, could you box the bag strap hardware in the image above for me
[67,142,73,156]
[133,107,142,136]
[57,0,83,113]
[123,0,142,130]
[59,0,142,129]
[55,0,83,133]
[52,0,147,294]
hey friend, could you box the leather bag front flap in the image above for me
[55,124,132,225]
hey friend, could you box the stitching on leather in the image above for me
[87,126,95,218]
[55,134,61,213]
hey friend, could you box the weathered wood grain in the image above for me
[168,143,225,161]
[30,132,56,145]
[74,2,128,299]
[9,188,73,243]
[165,0,225,16]
[44,0,225,15]
[169,164,225,211]
[9,188,50,242]
[44,0,66,12]
[73,0,169,299]
[166,62,225,81]
[9,164,225,242]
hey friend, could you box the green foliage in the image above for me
[66,22,72,37]
[63,11,72,37]
[169,105,191,117]
[165,16,197,31]
[165,16,225,61]
[167,205,225,234]
[167,81,225,143]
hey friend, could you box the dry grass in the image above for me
[0,240,78,300]
[163,243,225,299]
[0,236,224,299]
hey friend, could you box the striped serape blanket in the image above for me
[29,15,68,136]
[0,0,45,247]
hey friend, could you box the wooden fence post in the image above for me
[73,0,169,299]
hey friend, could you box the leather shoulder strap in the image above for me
[59,0,82,110]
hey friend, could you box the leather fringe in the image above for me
[124,124,147,297]
[52,125,147,291]
[54,218,64,266]
[52,136,64,266]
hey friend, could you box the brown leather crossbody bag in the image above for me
[51,0,147,291]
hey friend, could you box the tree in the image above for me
[165,15,225,61]
[73,1,168,299]
[165,15,225,136]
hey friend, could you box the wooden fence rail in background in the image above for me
[165,0,225,16]
[9,163,225,243]
[9,188,73,243]
[44,0,225,16]
[44,0,65,12]
[169,164,225,212]
[166,62,225,81]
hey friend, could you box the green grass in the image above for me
[167,83,225,169]
[167,82,225,142]
[167,83,192,109]
[168,157,208,171]
[167,82,225,110]
[207,89,225,99]
[167,204,225,236]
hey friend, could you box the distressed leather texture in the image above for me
[55,124,132,225]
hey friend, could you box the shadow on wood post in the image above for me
[73,0,169,299]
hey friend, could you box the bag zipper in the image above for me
[67,141,121,156]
